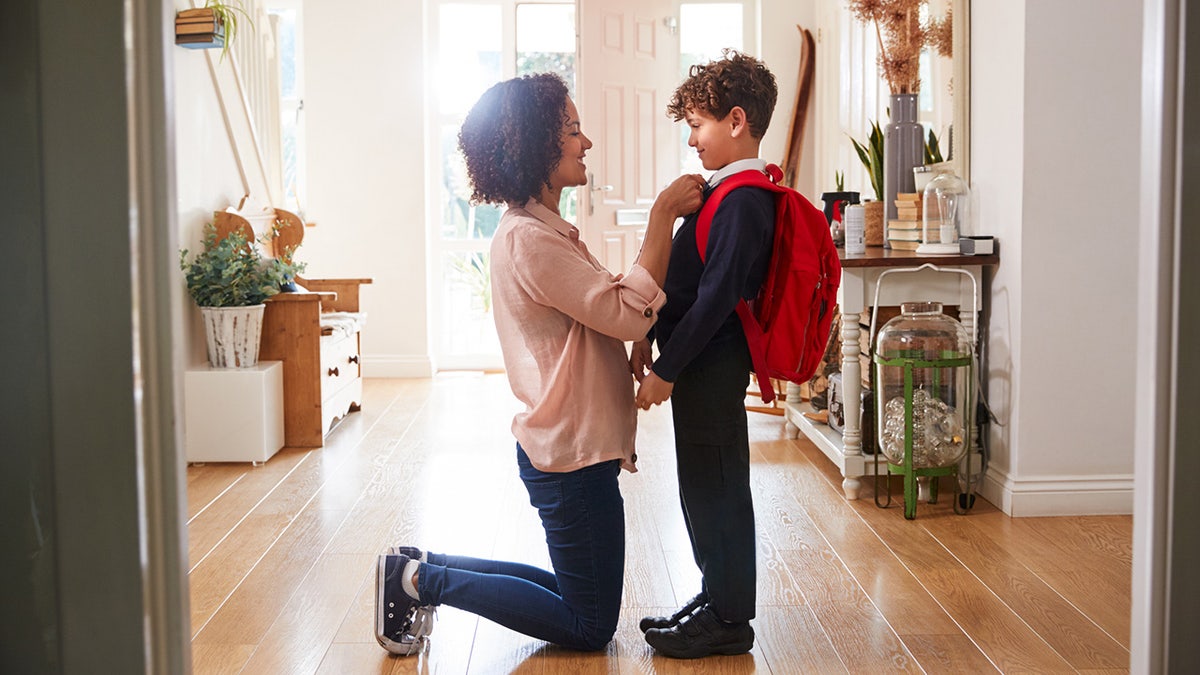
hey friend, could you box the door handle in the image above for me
[587,172,613,215]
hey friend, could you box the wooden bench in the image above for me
[214,208,372,448]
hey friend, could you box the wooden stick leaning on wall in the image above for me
[780,26,816,189]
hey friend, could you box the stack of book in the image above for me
[887,193,922,250]
[175,8,224,49]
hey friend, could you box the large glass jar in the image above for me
[874,302,973,469]
[917,166,969,255]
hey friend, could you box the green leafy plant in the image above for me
[450,252,491,314]
[834,170,845,192]
[206,1,253,61]
[924,128,944,165]
[179,223,304,307]
[849,119,884,201]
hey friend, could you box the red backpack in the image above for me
[696,164,841,404]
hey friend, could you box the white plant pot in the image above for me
[200,304,266,368]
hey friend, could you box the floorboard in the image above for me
[187,374,1131,674]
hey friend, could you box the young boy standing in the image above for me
[631,50,778,659]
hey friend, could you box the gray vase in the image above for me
[883,93,925,248]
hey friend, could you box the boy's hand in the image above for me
[635,371,674,410]
[651,174,706,221]
[629,339,653,382]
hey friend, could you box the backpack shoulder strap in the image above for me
[694,165,785,263]
[694,164,787,403]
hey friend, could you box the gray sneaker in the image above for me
[375,553,436,656]
[386,545,424,559]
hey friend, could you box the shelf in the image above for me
[784,400,867,478]
[785,398,985,497]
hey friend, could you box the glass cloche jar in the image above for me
[917,165,969,255]
[874,302,973,470]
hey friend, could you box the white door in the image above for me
[576,0,753,274]
[576,0,679,274]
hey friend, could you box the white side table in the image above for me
[784,248,999,499]
[184,361,285,464]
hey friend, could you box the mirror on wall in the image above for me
[920,0,971,181]
[890,0,968,180]
[813,0,969,199]
[951,0,969,182]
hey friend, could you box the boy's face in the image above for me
[547,96,594,191]
[683,108,739,171]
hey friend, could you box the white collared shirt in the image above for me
[707,158,768,188]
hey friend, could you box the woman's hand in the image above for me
[635,371,674,410]
[650,174,706,222]
[629,339,654,382]
[639,174,705,287]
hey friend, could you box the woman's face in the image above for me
[546,97,593,191]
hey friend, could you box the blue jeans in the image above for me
[416,443,625,651]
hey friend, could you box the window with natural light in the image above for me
[430,2,575,370]
[269,1,305,215]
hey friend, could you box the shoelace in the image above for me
[393,606,437,656]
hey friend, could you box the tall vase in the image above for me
[883,93,925,249]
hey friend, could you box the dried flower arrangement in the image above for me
[848,0,953,95]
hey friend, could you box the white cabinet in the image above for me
[184,361,284,464]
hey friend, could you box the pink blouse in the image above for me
[490,199,666,473]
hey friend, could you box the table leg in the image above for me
[841,310,863,499]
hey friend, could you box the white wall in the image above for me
[174,17,258,367]
[758,0,818,195]
[303,0,431,377]
[973,0,1139,515]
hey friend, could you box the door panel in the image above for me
[578,0,678,275]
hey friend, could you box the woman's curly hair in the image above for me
[458,73,570,205]
[666,50,778,139]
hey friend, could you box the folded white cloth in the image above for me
[320,311,366,338]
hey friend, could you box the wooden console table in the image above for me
[783,247,1000,499]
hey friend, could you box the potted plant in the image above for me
[180,222,304,368]
[850,120,885,245]
[175,1,253,59]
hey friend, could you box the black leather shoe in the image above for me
[638,592,708,633]
[644,606,754,658]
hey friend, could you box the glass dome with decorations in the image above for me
[873,301,974,518]
[917,165,969,255]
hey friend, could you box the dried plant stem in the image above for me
[874,22,892,92]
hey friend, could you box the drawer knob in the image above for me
[328,366,340,377]
[348,355,360,364]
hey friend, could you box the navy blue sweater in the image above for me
[651,186,775,382]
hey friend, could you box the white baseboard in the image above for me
[979,468,1134,516]
[362,354,433,379]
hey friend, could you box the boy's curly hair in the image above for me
[666,50,778,139]
[458,73,570,205]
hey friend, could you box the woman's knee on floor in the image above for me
[575,626,616,652]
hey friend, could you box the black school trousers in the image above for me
[669,339,756,623]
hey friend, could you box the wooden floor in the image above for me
[186,375,1132,674]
